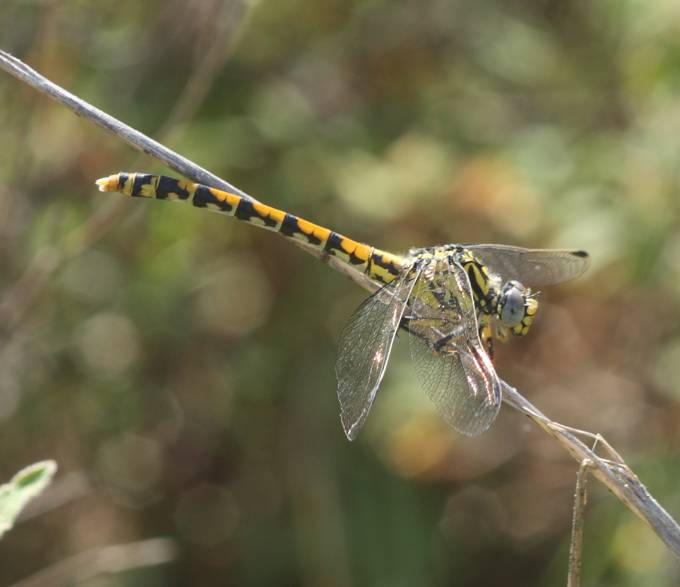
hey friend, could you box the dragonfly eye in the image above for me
[498,281,527,327]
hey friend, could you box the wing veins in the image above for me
[407,256,501,436]
[336,269,420,440]
[464,244,589,286]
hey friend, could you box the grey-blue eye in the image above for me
[499,282,526,327]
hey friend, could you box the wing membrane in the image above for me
[407,258,501,436]
[464,244,589,286]
[336,271,419,440]
[409,339,501,435]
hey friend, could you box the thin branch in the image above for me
[10,538,177,587]
[0,46,375,333]
[0,50,247,197]
[567,459,591,587]
[1,50,679,557]
[503,383,680,557]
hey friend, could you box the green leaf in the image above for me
[0,461,57,539]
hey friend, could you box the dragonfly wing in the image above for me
[407,258,501,436]
[464,244,589,286]
[409,339,501,435]
[336,271,419,440]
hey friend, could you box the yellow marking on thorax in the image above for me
[461,258,491,297]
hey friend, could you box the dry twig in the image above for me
[0,41,374,333]
[567,459,592,587]
[1,49,679,562]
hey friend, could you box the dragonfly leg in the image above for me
[478,323,494,360]
[496,324,510,343]
[433,332,454,352]
[431,323,467,352]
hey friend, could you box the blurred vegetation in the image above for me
[1,0,680,585]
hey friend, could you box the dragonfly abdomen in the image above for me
[96,172,404,284]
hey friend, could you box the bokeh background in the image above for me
[1,0,680,585]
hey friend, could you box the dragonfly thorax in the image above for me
[406,245,539,341]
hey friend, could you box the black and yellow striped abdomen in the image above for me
[96,173,404,285]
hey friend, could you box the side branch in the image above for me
[502,382,680,556]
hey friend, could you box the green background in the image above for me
[1,0,679,584]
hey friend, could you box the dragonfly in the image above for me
[96,172,589,440]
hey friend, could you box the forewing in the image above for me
[336,272,419,440]
[407,259,501,436]
[464,244,589,286]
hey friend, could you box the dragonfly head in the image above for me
[497,280,538,336]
